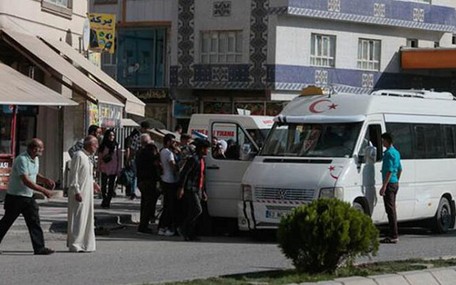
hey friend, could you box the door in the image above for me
[205,121,258,218]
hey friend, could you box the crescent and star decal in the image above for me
[329,165,343,180]
[308,99,338,114]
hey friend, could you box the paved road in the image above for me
[0,197,456,285]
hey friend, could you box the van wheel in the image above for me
[353,201,367,215]
[432,197,452,234]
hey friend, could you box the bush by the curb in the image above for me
[277,199,379,273]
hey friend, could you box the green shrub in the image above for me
[277,199,379,274]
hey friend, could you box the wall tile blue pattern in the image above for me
[177,0,195,88]
[249,0,269,89]
[271,0,456,32]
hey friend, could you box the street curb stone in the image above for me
[401,270,440,285]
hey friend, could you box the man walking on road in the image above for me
[177,139,211,241]
[379,132,402,244]
[136,133,161,234]
[67,136,100,253]
[0,138,56,255]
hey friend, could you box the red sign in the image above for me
[0,156,13,191]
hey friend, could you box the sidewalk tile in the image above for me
[401,271,440,285]
[428,268,456,285]
[370,274,409,285]
[333,276,376,285]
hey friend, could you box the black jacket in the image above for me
[135,143,160,182]
[178,154,206,192]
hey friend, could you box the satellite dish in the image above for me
[82,18,90,51]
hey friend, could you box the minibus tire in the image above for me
[432,197,452,234]
[353,201,367,215]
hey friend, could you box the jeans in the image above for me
[101,173,116,207]
[180,191,203,238]
[0,194,46,252]
[158,181,178,231]
[383,183,399,239]
[125,161,137,197]
[137,180,160,230]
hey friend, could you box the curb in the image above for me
[296,266,456,285]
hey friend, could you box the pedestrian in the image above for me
[67,136,100,253]
[379,132,402,244]
[157,133,179,236]
[0,138,56,255]
[175,124,183,136]
[177,139,211,241]
[125,121,151,199]
[98,129,121,208]
[68,125,102,159]
[135,133,161,234]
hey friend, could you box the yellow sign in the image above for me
[88,13,116,54]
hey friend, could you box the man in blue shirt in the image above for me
[0,138,56,255]
[379,133,402,244]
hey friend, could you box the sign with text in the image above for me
[89,13,116,54]
[0,156,13,191]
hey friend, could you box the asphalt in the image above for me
[1,191,456,285]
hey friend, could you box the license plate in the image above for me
[265,209,290,220]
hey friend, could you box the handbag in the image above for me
[102,153,113,163]
[117,167,134,186]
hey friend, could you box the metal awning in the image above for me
[120,118,139,127]
[0,62,77,106]
[401,47,456,70]
[41,38,145,117]
[0,29,124,107]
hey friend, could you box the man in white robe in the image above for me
[67,136,99,253]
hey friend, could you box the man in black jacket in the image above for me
[135,133,161,234]
[177,139,211,241]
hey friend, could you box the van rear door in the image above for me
[205,120,259,218]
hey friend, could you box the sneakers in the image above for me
[158,228,167,236]
[158,228,175,236]
[34,247,55,255]
[164,229,175,236]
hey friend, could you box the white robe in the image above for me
[67,149,96,252]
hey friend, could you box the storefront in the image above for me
[0,62,77,190]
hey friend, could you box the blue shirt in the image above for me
[7,152,39,197]
[382,146,402,184]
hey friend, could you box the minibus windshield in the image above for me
[260,122,362,157]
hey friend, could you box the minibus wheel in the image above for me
[432,197,452,234]
[353,201,368,215]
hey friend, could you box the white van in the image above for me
[187,114,274,220]
[239,88,456,233]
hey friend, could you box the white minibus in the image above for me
[239,88,456,233]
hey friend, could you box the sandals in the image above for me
[380,237,399,244]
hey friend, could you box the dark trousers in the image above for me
[0,194,45,252]
[137,180,160,230]
[383,183,399,239]
[158,181,178,230]
[181,191,203,238]
[101,173,116,207]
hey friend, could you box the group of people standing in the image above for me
[131,122,211,241]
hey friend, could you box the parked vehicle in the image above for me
[188,114,274,220]
[239,87,456,233]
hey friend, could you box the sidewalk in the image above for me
[0,192,141,233]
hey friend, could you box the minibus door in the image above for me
[205,121,259,218]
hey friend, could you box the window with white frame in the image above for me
[201,31,243,64]
[310,34,336,67]
[357,39,381,71]
[44,0,70,8]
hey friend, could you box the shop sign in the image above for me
[134,89,168,100]
[0,156,12,191]
[173,101,197,118]
[88,13,116,54]
[99,103,122,128]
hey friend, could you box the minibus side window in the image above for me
[444,126,455,158]
[386,123,413,159]
[211,122,256,161]
[360,124,382,162]
[414,124,444,159]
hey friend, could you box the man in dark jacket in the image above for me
[135,133,161,234]
[177,139,211,241]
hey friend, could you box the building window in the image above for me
[310,34,336,67]
[201,31,243,64]
[41,0,72,18]
[357,39,381,71]
[406,38,418,48]
[101,53,117,80]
